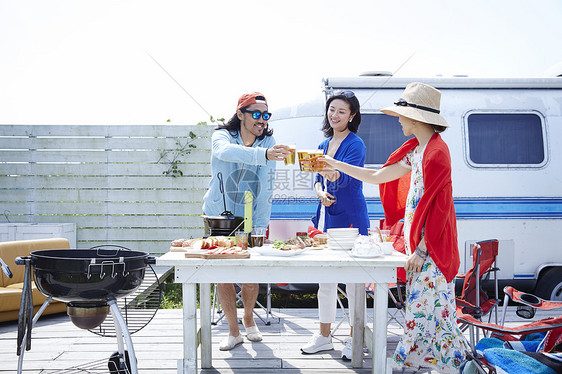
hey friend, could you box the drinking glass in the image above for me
[251,227,266,247]
[235,231,249,250]
[380,230,391,242]
[284,145,296,165]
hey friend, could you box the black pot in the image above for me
[30,248,154,304]
[201,215,244,235]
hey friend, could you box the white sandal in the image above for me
[219,334,243,351]
[244,325,263,342]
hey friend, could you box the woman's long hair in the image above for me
[321,92,362,138]
[216,106,273,140]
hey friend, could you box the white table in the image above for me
[157,248,407,374]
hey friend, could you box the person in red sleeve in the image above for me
[319,82,469,373]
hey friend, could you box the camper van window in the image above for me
[466,113,546,167]
[357,113,414,166]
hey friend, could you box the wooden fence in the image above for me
[0,125,214,254]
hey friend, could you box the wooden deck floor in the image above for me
[0,306,555,374]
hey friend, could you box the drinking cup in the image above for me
[368,228,383,243]
[284,145,296,165]
[298,150,325,172]
[235,231,249,250]
[298,150,313,172]
[308,150,325,172]
[380,229,391,242]
[251,227,266,247]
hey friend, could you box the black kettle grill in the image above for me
[16,245,157,374]
[201,171,247,237]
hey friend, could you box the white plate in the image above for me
[251,245,308,257]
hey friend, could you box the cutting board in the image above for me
[184,251,250,259]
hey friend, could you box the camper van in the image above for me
[268,74,562,301]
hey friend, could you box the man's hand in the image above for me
[267,145,290,161]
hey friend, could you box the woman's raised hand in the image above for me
[318,155,337,168]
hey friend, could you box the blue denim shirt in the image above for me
[203,129,276,229]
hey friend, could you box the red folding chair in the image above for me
[456,240,501,341]
[499,286,562,334]
[458,288,562,373]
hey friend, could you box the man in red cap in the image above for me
[203,91,290,350]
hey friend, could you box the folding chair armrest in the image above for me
[503,286,542,309]
[483,267,500,276]
[456,298,479,309]
[456,298,483,314]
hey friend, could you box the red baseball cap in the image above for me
[237,92,268,111]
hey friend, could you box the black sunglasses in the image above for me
[334,90,356,98]
[394,98,440,114]
[241,109,272,121]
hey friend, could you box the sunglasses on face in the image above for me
[334,90,356,98]
[241,109,272,121]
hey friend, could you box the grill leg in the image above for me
[17,297,52,374]
[109,298,138,374]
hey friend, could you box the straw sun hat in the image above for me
[381,82,449,127]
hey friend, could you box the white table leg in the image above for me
[351,283,365,367]
[181,283,198,374]
[199,283,212,368]
[372,282,389,374]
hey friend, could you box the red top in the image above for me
[379,133,460,282]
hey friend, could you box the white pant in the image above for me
[318,283,366,326]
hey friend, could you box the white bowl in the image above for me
[378,242,395,255]
[327,231,358,238]
[327,228,358,234]
[328,239,355,245]
[328,241,354,250]
[328,236,357,241]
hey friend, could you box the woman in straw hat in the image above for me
[319,82,469,373]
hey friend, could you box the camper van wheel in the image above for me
[534,267,562,301]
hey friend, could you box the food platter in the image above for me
[250,244,308,257]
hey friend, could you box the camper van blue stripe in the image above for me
[514,274,535,279]
[270,197,562,220]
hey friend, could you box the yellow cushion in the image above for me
[0,283,53,312]
[0,238,69,321]
[0,287,23,312]
[0,238,70,286]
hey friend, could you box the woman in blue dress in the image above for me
[301,91,370,360]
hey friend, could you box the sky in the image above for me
[1,0,561,126]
